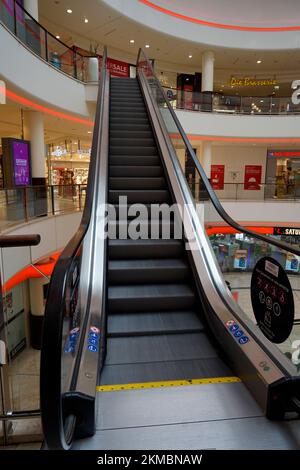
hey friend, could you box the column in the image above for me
[24,111,46,184]
[29,278,47,349]
[24,111,48,216]
[201,51,215,92]
[202,141,212,178]
[23,0,39,20]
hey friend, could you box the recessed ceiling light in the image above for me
[130,39,135,44]
[84,18,88,23]
[56,35,60,39]
[274,85,280,89]
[145,44,150,48]
[87,131,92,134]
[67,9,72,14]
[292,85,298,89]
[260,100,264,103]
[256,60,262,64]
[188,55,193,59]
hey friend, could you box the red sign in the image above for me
[210,165,225,190]
[268,150,300,158]
[244,165,262,190]
[107,58,129,78]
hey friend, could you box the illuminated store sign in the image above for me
[230,77,277,88]
[273,227,300,236]
[268,150,300,158]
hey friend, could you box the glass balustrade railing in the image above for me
[138,48,300,380]
[164,86,300,115]
[0,185,87,232]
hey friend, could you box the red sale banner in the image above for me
[244,165,262,190]
[107,58,129,77]
[211,164,225,190]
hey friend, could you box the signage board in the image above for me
[211,164,225,190]
[244,165,262,190]
[107,58,129,78]
[2,138,32,187]
[273,227,300,236]
[268,150,300,158]
[251,257,294,343]
[230,77,277,88]
[233,249,248,270]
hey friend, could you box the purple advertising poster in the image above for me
[12,141,30,186]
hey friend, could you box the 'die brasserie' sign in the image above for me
[230,76,277,88]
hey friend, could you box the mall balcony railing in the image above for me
[186,181,300,201]
[0,0,95,81]
[0,184,87,232]
[164,87,300,115]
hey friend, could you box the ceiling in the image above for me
[138,0,300,29]
[0,102,93,147]
[38,0,300,74]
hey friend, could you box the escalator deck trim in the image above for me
[97,376,241,392]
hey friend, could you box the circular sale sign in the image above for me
[251,257,294,344]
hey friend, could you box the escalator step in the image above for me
[108,220,177,238]
[108,258,189,285]
[110,138,155,147]
[109,189,170,204]
[108,239,183,259]
[110,130,153,139]
[107,311,203,337]
[108,283,196,313]
[109,155,160,166]
[109,177,167,190]
[110,146,158,156]
[109,166,163,178]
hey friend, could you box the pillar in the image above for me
[23,0,39,20]
[202,141,212,178]
[24,111,46,185]
[201,51,215,92]
[29,278,47,349]
[24,111,48,216]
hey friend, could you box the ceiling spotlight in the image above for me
[188,55,193,59]
[84,18,89,23]
[130,39,135,44]
[274,85,280,89]
[56,35,60,39]
[145,44,150,48]
[256,60,262,64]
[67,9,72,14]
[87,131,92,134]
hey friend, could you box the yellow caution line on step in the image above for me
[97,376,241,392]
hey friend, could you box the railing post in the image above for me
[78,185,82,210]
[73,46,78,79]
[23,187,29,221]
[51,186,55,215]
[13,0,17,35]
[45,30,49,62]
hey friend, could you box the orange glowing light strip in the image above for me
[139,0,300,31]
[206,226,274,236]
[0,86,94,127]
[3,251,61,292]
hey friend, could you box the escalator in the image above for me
[40,48,300,450]
[102,76,232,387]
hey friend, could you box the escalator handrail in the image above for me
[137,48,300,257]
[40,47,108,449]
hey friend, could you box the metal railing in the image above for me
[164,87,300,115]
[0,0,96,81]
[186,181,300,201]
[0,184,87,231]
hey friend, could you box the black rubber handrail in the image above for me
[0,234,40,247]
[40,47,107,450]
[137,48,300,257]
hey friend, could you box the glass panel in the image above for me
[137,49,300,376]
[0,0,15,33]
[46,34,75,78]
[15,2,47,60]
[52,185,80,214]
[0,188,26,230]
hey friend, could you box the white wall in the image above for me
[220,201,300,225]
[1,212,81,283]
[0,24,91,117]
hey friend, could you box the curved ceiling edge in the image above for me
[100,0,300,50]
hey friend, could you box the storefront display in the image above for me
[48,139,91,186]
[211,164,225,190]
[244,165,262,190]
[266,150,300,198]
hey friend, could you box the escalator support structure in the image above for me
[40,49,300,450]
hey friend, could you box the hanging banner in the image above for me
[244,165,262,190]
[211,164,225,190]
[107,58,129,78]
[286,253,300,273]
[233,249,248,270]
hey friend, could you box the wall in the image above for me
[0,212,81,283]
